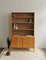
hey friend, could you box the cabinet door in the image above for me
[11,36,22,48]
[23,37,34,48]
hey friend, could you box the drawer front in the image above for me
[23,37,34,48]
[11,37,22,48]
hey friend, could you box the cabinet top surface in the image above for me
[12,35,34,38]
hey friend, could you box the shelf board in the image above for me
[12,16,34,19]
[13,35,34,37]
[12,22,34,24]
[13,29,34,31]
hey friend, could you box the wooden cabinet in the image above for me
[11,12,34,48]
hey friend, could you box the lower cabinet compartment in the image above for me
[11,36,34,48]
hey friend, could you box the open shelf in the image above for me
[12,12,34,36]
[12,13,34,19]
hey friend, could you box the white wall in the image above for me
[0,0,46,48]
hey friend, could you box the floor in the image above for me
[0,48,4,54]
[0,48,45,60]
[0,48,46,55]
[0,48,46,60]
[42,48,46,55]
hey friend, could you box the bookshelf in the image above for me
[11,12,34,48]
